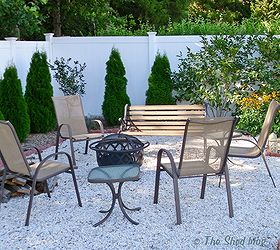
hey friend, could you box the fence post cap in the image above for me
[4,37,18,42]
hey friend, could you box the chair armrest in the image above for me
[58,123,73,139]
[92,119,104,135]
[233,129,258,143]
[231,138,263,152]
[205,145,223,164]
[118,117,126,132]
[234,129,252,136]
[157,148,178,176]
[22,145,42,161]
[32,151,73,179]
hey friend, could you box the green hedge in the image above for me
[0,65,30,142]
[97,18,280,36]
[146,53,175,104]
[25,51,56,133]
[102,48,130,126]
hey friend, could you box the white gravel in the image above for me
[1,136,279,249]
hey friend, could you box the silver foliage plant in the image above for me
[49,57,87,96]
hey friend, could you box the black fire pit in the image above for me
[89,134,150,166]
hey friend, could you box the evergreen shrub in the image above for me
[0,66,30,141]
[25,51,56,133]
[102,48,130,126]
[146,53,175,104]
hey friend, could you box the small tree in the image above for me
[0,66,30,142]
[25,51,56,133]
[102,48,130,125]
[49,57,87,96]
[146,53,175,104]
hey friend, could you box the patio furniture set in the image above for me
[0,96,279,226]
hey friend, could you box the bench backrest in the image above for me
[121,104,206,136]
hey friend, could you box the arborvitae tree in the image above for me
[102,48,130,125]
[25,51,56,133]
[146,53,175,105]
[0,66,30,142]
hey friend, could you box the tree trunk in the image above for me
[52,0,61,36]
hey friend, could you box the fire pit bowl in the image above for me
[89,134,150,166]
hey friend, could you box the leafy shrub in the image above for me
[237,92,280,136]
[188,0,251,23]
[0,66,30,142]
[173,34,280,117]
[25,51,56,133]
[102,48,130,126]
[251,0,280,21]
[49,57,87,96]
[146,53,175,104]
[0,0,42,40]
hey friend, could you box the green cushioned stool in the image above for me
[88,164,141,226]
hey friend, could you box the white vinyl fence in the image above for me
[0,33,204,116]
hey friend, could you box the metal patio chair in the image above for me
[228,100,280,187]
[154,117,237,225]
[52,95,104,168]
[0,121,82,226]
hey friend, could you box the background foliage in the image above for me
[0,110,4,120]
[0,0,279,40]
[0,0,44,40]
[0,65,30,142]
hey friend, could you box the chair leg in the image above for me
[0,169,6,206]
[200,174,207,199]
[70,168,82,207]
[84,140,89,154]
[44,180,51,198]
[153,165,161,204]
[224,165,234,218]
[218,175,222,188]
[54,131,60,160]
[25,179,37,226]
[69,139,77,168]
[261,152,276,188]
[173,177,182,225]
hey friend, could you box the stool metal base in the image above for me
[94,182,140,227]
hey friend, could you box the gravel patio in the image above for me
[1,135,279,249]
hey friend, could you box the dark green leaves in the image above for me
[49,57,87,96]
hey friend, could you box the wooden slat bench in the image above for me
[119,104,206,136]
